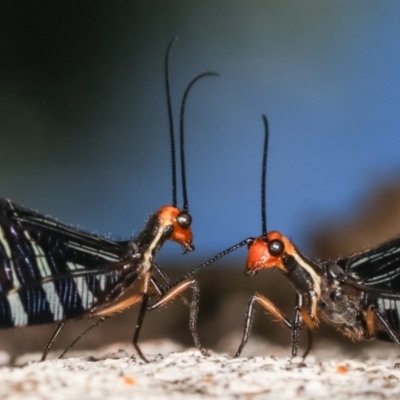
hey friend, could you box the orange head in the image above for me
[157,206,194,253]
[245,231,295,276]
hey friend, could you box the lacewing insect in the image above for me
[0,38,217,361]
[175,115,400,358]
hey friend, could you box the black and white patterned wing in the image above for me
[0,198,137,327]
[338,235,400,294]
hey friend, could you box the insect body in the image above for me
[237,116,400,357]
[0,198,191,328]
[241,226,400,356]
[0,38,216,361]
[177,115,400,358]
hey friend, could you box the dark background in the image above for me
[1,2,400,359]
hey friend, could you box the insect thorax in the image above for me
[318,263,368,341]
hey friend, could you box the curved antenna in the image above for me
[163,114,268,290]
[165,36,179,207]
[179,72,219,211]
[261,115,269,235]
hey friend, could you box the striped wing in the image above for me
[338,235,400,295]
[0,198,137,327]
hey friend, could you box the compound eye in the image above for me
[176,211,192,229]
[268,239,284,256]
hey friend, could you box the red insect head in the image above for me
[158,206,194,252]
[246,231,293,274]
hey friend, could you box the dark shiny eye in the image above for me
[268,239,284,256]
[177,211,192,229]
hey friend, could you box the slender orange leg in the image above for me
[153,261,190,307]
[235,293,292,357]
[58,294,145,360]
[148,279,195,307]
[57,274,205,361]
[92,294,142,317]
[235,292,314,358]
[147,277,208,356]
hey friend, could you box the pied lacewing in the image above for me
[172,115,400,359]
[0,38,217,361]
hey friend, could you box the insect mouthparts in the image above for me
[183,243,195,253]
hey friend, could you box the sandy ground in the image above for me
[1,340,400,400]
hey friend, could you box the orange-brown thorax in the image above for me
[246,231,294,272]
[157,206,193,251]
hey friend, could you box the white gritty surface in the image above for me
[1,341,400,400]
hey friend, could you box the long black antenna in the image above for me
[166,36,179,207]
[179,72,218,211]
[261,115,269,235]
[166,237,255,290]
[164,114,268,289]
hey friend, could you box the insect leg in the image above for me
[58,316,110,359]
[153,261,172,290]
[57,273,163,361]
[302,328,313,360]
[132,293,149,362]
[147,278,208,357]
[372,306,400,369]
[153,261,190,307]
[41,322,65,361]
[235,293,292,358]
[149,276,164,296]
[291,294,302,357]
[290,294,313,359]
[372,306,400,348]
[58,293,144,360]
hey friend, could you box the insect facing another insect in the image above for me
[176,114,400,359]
[236,116,400,358]
[0,38,217,362]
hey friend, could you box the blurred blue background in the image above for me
[1,1,400,269]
